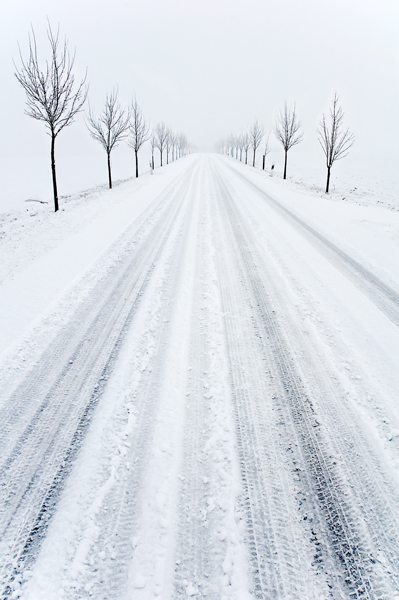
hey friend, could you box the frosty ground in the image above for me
[1,154,399,600]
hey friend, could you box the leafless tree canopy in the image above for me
[178,133,188,157]
[150,134,157,169]
[275,103,303,179]
[86,90,130,188]
[14,23,87,211]
[275,103,303,152]
[87,92,129,155]
[150,127,188,167]
[171,133,179,161]
[249,120,265,166]
[228,135,238,159]
[128,98,149,153]
[151,134,157,153]
[263,130,271,169]
[15,25,87,136]
[169,132,176,161]
[155,122,168,166]
[318,93,354,193]
[242,133,250,164]
[264,131,271,158]
[237,134,245,161]
[165,127,173,164]
[128,98,150,177]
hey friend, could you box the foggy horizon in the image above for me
[1,0,399,204]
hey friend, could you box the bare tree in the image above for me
[173,133,179,160]
[227,133,246,161]
[86,91,130,189]
[128,97,150,178]
[275,103,303,179]
[237,134,245,161]
[181,134,188,156]
[235,136,240,160]
[150,134,156,169]
[171,132,180,161]
[242,133,250,164]
[318,93,354,193]
[263,130,271,170]
[227,135,234,157]
[230,135,238,159]
[234,135,240,160]
[249,120,264,167]
[165,128,173,164]
[14,23,87,211]
[155,122,168,166]
[177,133,188,158]
[168,131,176,161]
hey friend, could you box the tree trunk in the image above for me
[253,148,256,167]
[245,150,248,164]
[160,150,163,167]
[283,150,288,179]
[262,155,265,170]
[326,166,331,193]
[51,134,59,212]
[107,152,112,189]
[135,150,139,178]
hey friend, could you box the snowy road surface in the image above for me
[1,155,399,599]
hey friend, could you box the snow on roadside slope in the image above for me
[261,155,399,212]
[0,157,194,360]
[222,155,399,294]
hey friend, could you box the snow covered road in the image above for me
[1,155,399,599]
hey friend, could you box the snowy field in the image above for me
[1,154,399,599]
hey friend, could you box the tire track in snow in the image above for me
[211,160,399,599]
[210,164,330,600]
[0,164,198,598]
[220,158,399,329]
[17,161,202,600]
[84,164,201,600]
[173,163,250,599]
[173,164,214,598]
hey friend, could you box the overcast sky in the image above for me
[1,0,399,204]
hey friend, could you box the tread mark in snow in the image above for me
[211,162,398,599]
[86,164,202,599]
[0,165,199,598]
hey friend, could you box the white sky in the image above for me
[1,0,399,203]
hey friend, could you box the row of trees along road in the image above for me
[150,123,188,169]
[14,23,190,212]
[220,97,354,194]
